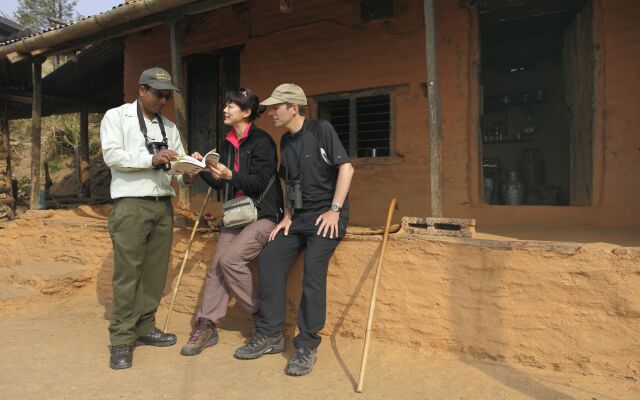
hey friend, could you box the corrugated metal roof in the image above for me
[6,40,124,120]
[0,15,25,43]
[43,40,124,100]
[0,58,31,91]
[0,15,23,33]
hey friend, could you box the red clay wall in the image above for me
[121,0,640,229]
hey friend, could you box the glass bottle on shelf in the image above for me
[522,112,536,140]
[493,122,503,142]
[502,171,524,205]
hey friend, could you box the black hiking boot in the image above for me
[136,328,177,347]
[109,344,133,370]
[285,347,317,376]
[234,331,284,359]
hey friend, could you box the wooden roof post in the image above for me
[424,0,444,217]
[79,107,91,198]
[169,17,190,210]
[29,58,43,210]
[1,102,16,220]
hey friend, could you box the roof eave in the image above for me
[0,0,244,61]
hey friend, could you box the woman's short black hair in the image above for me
[224,88,266,121]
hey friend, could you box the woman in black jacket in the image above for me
[180,88,282,356]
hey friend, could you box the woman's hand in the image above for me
[269,215,292,241]
[209,162,233,180]
[191,151,204,161]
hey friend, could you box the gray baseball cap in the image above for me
[138,67,178,91]
[260,83,308,106]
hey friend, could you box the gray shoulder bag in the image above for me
[222,146,276,228]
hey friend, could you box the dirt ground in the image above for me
[1,207,639,399]
[0,275,637,400]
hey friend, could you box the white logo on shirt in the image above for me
[320,148,331,165]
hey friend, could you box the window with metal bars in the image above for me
[317,92,391,158]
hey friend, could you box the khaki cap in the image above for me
[138,67,178,91]
[260,83,307,106]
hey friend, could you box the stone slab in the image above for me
[402,216,476,237]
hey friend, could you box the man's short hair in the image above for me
[286,103,307,116]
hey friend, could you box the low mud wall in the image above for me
[2,212,639,375]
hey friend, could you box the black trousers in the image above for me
[255,211,346,349]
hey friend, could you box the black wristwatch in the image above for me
[330,203,342,212]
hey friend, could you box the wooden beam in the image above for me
[29,60,43,210]
[169,17,190,210]
[1,102,15,219]
[6,52,30,64]
[424,0,444,217]
[0,92,83,105]
[0,92,117,119]
[79,107,91,198]
[30,48,50,57]
[169,18,188,150]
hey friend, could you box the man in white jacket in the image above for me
[100,67,185,370]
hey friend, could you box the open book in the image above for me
[168,149,220,175]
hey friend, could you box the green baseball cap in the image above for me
[138,67,178,91]
[260,83,307,106]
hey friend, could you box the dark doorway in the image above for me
[479,0,593,206]
[186,47,240,195]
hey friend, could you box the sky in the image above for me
[1,0,124,22]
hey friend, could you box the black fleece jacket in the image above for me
[199,124,283,223]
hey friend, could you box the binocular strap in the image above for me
[137,99,168,146]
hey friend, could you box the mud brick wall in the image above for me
[3,216,638,376]
[119,0,640,229]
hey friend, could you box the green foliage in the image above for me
[14,0,79,31]
[9,111,104,188]
[45,158,62,173]
[15,176,31,201]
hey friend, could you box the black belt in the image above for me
[123,196,172,202]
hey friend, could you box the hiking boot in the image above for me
[136,328,177,347]
[109,344,133,370]
[181,318,219,356]
[285,347,317,376]
[234,331,284,359]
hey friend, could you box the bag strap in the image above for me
[223,142,275,205]
[223,145,232,201]
[137,99,167,145]
[255,174,276,205]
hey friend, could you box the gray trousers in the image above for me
[197,218,275,323]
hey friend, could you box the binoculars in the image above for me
[286,180,303,209]
[146,141,171,171]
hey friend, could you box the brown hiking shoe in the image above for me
[180,317,219,356]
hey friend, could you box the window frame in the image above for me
[313,86,396,159]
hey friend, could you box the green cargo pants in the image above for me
[108,197,174,345]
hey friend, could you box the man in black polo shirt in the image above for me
[234,84,354,376]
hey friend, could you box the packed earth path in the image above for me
[0,288,638,400]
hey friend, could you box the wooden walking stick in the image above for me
[356,197,398,393]
[163,187,212,333]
